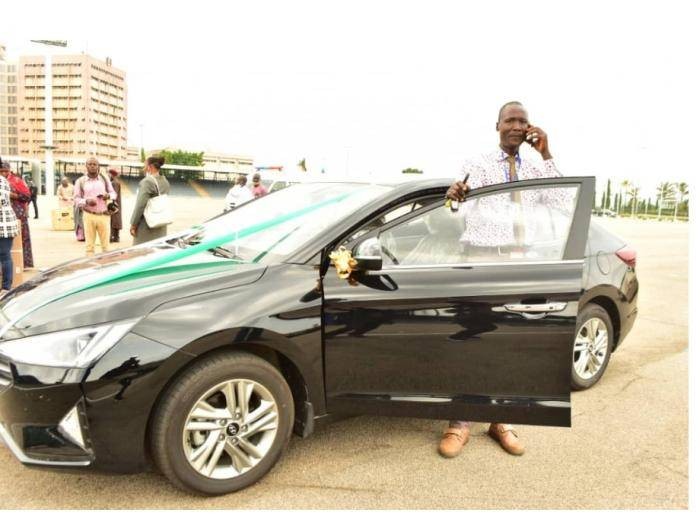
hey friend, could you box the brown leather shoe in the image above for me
[438,426,470,458]
[488,423,525,455]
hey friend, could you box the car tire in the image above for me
[571,303,614,390]
[150,351,294,495]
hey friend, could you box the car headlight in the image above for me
[0,318,141,368]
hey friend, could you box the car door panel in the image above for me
[323,262,581,426]
[322,177,594,428]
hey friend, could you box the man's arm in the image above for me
[446,159,488,201]
[105,175,117,200]
[73,178,87,207]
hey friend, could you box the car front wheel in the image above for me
[571,303,613,390]
[150,351,294,495]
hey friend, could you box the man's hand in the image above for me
[446,181,469,202]
[525,126,552,160]
[130,225,137,237]
[86,198,97,207]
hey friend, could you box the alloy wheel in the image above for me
[182,379,279,479]
[573,317,609,380]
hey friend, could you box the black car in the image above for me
[0,177,638,495]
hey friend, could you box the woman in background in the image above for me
[0,161,19,293]
[6,169,33,268]
[130,155,171,245]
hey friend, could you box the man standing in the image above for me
[57,177,74,209]
[108,168,122,242]
[27,179,38,219]
[439,101,561,459]
[250,173,268,198]
[73,157,116,256]
[224,174,254,211]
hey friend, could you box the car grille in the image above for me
[0,359,12,390]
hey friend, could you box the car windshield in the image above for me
[173,182,392,264]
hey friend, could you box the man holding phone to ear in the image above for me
[439,101,562,458]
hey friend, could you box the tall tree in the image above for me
[656,182,677,219]
[614,193,619,213]
[629,186,640,217]
[159,149,205,181]
[677,182,689,216]
[401,168,423,174]
[605,179,612,209]
[160,149,204,167]
[620,180,631,214]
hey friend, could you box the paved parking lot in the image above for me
[0,195,688,509]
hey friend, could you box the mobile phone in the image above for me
[445,172,470,212]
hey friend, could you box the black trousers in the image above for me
[31,198,38,218]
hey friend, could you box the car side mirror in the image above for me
[353,237,383,271]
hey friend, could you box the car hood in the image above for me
[0,242,266,339]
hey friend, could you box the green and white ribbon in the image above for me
[1,192,352,335]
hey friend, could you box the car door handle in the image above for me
[492,302,568,320]
[503,302,568,313]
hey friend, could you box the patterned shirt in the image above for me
[456,148,565,247]
[74,174,116,213]
[0,176,19,239]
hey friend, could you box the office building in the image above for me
[0,45,18,156]
[17,53,127,160]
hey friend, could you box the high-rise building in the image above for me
[17,53,127,160]
[0,45,19,156]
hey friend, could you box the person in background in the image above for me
[251,173,268,198]
[57,176,74,209]
[4,166,33,269]
[74,157,117,256]
[108,168,122,243]
[73,174,85,242]
[27,179,39,219]
[224,174,254,211]
[0,161,19,294]
[130,155,171,245]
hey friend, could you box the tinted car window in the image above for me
[379,185,580,266]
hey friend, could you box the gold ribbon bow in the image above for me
[329,246,358,279]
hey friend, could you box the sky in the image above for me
[3,0,697,200]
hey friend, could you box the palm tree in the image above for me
[673,182,689,221]
[629,186,640,217]
[656,182,677,219]
[620,180,631,215]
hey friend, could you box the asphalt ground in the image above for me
[0,194,689,509]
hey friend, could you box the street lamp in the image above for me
[30,40,67,197]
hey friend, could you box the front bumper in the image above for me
[0,359,93,467]
[0,332,193,473]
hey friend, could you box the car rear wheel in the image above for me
[572,303,613,390]
[150,351,294,495]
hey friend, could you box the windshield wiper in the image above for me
[209,246,244,261]
[173,236,244,261]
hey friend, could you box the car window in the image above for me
[378,185,580,267]
[341,197,437,247]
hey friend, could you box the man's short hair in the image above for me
[497,101,525,123]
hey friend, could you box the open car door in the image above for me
[322,176,594,427]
